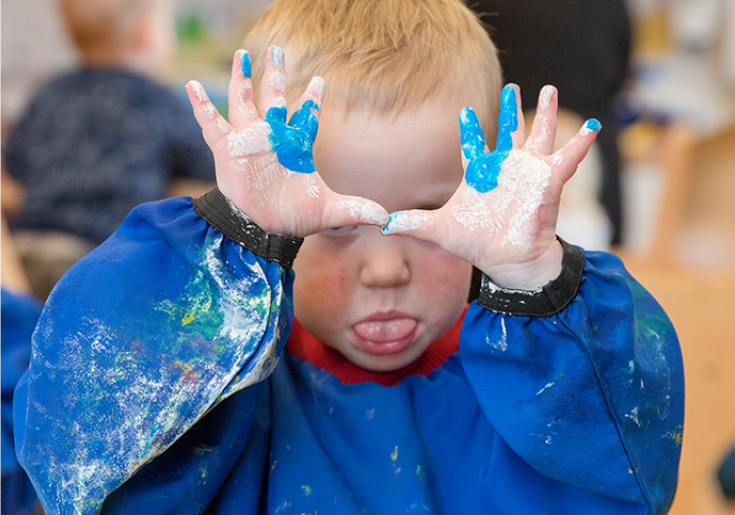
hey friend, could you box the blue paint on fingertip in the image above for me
[496,84,518,153]
[241,51,252,78]
[459,107,485,161]
[583,118,602,134]
[381,212,406,235]
[271,45,285,68]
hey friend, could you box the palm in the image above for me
[383,85,599,288]
[186,47,388,238]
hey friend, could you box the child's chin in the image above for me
[349,343,425,373]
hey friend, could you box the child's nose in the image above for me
[359,238,411,289]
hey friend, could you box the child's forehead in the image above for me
[313,101,465,210]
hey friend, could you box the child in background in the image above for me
[3,0,215,299]
[14,0,684,514]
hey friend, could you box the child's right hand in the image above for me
[185,47,388,238]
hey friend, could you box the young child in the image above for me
[14,0,684,514]
[3,0,215,299]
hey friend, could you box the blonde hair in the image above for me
[244,0,502,136]
[58,0,157,56]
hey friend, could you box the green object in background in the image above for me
[178,12,205,44]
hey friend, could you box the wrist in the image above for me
[193,188,303,268]
[477,238,585,317]
[481,239,564,291]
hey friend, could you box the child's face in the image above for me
[292,101,473,371]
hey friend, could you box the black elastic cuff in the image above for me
[477,238,585,317]
[193,188,303,269]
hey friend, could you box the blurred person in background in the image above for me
[2,0,215,300]
[471,0,631,246]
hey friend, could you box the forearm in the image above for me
[15,194,298,515]
[461,244,685,513]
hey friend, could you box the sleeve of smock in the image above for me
[460,239,685,515]
[13,189,301,515]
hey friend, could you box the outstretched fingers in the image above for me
[552,118,602,184]
[323,193,390,229]
[288,76,326,147]
[496,84,524,152]
[381,209,440,242]
[258,46,287,120]
[460,107,487,165]
[227,50,259,127]
[186,80,231,147]
[525,85,558,155]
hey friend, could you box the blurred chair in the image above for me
[647,121,735,271]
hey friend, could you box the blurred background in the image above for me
[2,0,735,513]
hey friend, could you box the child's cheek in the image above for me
[293,249,355,334]
[414,245,472,306]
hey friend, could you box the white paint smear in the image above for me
[538,85,554,111]
[452,150,552,249]
[386,211,432,232]
[226,122,273,158]
[452,187,500,233]
[336,198,389,226]
[499,151,552,248]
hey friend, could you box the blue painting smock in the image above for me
[14,189,685,515]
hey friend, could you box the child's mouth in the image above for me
[351,317,418,355]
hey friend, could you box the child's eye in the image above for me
[325,225,359,235]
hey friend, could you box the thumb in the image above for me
[381,209,440,242]
[323,194,390,228]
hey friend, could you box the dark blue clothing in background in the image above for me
[1,288,42,515]
[3,68,214,245]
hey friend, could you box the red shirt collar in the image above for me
[286,307,465,387]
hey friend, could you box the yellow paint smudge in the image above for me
[391,446,398,462]
[182,312,196,325]
[301,485,312,496]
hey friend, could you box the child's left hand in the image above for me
[382,84,599,290]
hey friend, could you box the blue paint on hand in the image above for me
[270,45,285,69]
[265,99,320,173]
[241,52,252,78]
[583,118,602,134]
[382,212,404,234]
[496,85,518,152]
[460,85,518,193]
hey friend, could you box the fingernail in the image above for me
[538,85,555,110]
[189,80,208,102]
[240,50,251,78]
[582,118,602,134]
[307,76,325,103]
[271,45,285,69]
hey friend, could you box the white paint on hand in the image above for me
[227,122,273,158]
[498,151,552,248]
[336,198,389,226]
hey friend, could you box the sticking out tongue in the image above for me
[353,318,417,343]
